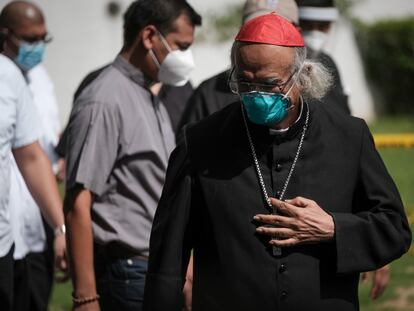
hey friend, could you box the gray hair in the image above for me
[292,47,333,100]
[230,42,333,100]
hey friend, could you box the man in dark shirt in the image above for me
[179,1,387,303]
[297,0,350,114]
[144,13,411,311]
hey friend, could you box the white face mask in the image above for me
[150,32,195,86]
[302,30,328,52]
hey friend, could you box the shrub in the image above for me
[354,17,414,115]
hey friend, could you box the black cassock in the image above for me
[144,100,411,311]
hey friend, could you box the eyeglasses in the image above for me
[228,67,296,95]
[11,31,53,44]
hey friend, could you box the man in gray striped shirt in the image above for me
[64,1,201,310]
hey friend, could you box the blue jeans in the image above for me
[95,256,148,311]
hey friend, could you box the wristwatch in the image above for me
[54,224,66,237]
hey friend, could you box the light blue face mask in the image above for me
[241,91,291,125]
[14,41,45,71]
[239,64,305,126]
[242,69,301,127]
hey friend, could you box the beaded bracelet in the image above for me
[72,293,100,306]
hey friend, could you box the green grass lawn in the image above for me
[49,117,414,310]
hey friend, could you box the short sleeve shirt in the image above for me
[27,64,60,170]
[0,54,40,257]
[10,64,60,259]
[65,55,176,256]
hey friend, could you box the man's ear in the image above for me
[141,25,158,51]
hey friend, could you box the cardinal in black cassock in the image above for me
[143,13,411,311]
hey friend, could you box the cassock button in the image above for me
[281,291,288,299]
[279,263,287,273]
[274,163,282,172]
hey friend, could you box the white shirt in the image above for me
[0,54,41,257]
[28,65,60,172]
[10,64,61,260]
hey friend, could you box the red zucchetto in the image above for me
[235,12,304,47]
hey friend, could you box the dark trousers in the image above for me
[13,218,54,311]
[94,248,148,311]
[0,245,14,311]
[27,220,55,311]
[13,258,30,311]
[28,251,54,311]
[13,251,54,311]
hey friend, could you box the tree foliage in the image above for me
[354,17,414,114]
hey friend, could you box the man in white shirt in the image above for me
[0,1,67,310]
[10,63,61,311]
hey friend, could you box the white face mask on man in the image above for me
[302,30,329,53]
[149,31,195,86]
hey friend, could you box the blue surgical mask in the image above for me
[14,41,45,71]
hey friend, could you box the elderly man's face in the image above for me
[234,43,302,128]
[235,43,298,95]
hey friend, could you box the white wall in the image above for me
[27,0,131,124]
[324,18,375,121]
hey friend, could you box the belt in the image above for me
[94,242,148,261]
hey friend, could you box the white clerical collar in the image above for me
[269,97,304,135]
